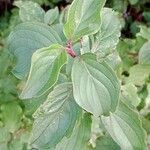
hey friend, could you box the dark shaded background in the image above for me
[0,0,150,38]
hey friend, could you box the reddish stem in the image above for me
[66,42,76,58]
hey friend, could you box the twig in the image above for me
[66,41,76,58]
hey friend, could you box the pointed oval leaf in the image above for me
[92,8,121,54]
[55,113,92,150]
[64,0,106,42]
[30,83,81,149]
[72,53,120,117]
[101,101,147,150]
[44,7,59,25]
[139,41,150,65]
[14,1,45,22]
[20,44,67,99]
[8,22,63,79]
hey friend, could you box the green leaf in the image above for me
[64,0,106,42]
[23,93,48,116]
[137,26,150,40]
[9,139,23,150]
[55,113,92,150]
[0,102,22,133]
[30,83,81,149]
[104,51,121,70]
[0,142,8,150]
[22,73,68,116]
[140,84,150,116]
[14,1,45,22]
[130,21,140,36]
[121,83,141,107]
[44,7,59,25]
[111,0,128,12]
[95,136,120,150]
[145,84,150,109]
[72,53,120,116]
[126,64,150,86]
[59,6,69,24]
[80,36,91,54]
[8,22,63,79]
[128,0,139,5]
[143,12,150,22]
[8,22,62,78]
[20,44,67,99]
[101,101,147,150]
[0,127,11,142]
[139,41,150,65]
[51,24,67,45]
[141,117,150,134]
[91,8,121,54]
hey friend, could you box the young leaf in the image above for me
[30,83,81,149]
[55,113,92,150]
[44,7,59,25]
[8,22,63,79]
[72,53,120,117]
[14,1,45,22]
[64,0,106,42]
[20,44,67,99]
[92,8,121,54]
[101,101,147,150]
[139,41,150,65]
